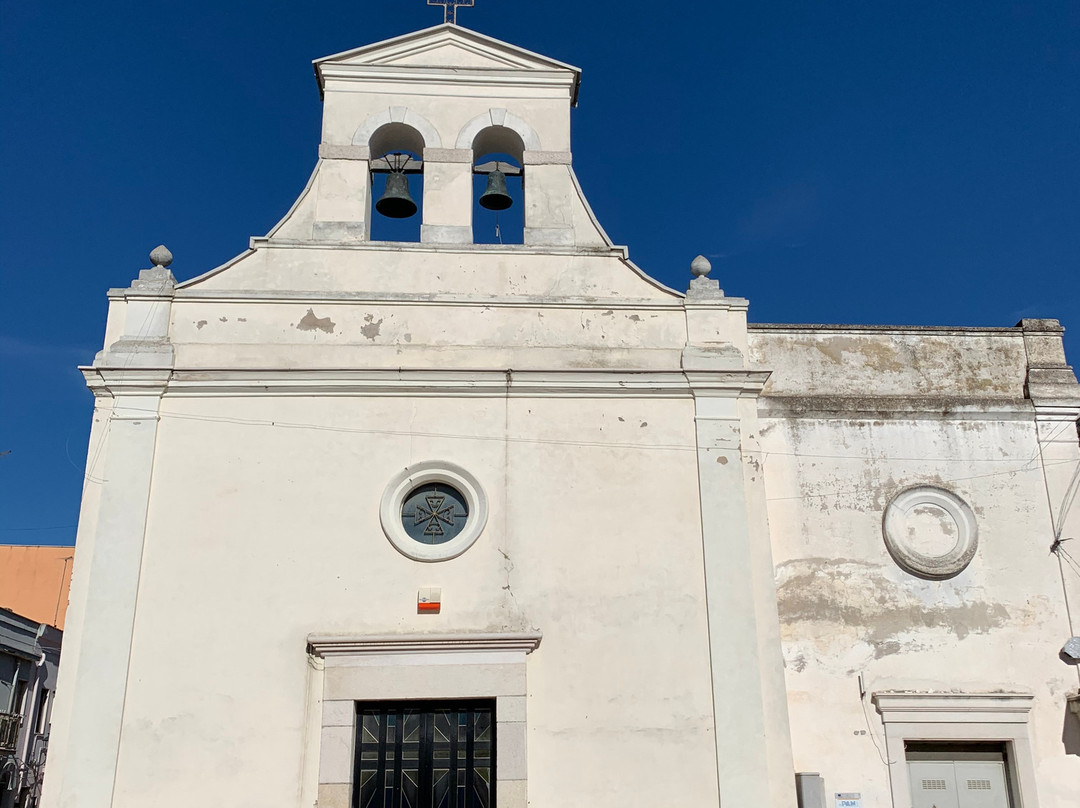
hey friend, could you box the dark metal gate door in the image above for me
[354,701,495,808]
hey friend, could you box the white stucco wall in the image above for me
[102,393,717,807]
[751,326,1080,807]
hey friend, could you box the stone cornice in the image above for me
[749,323,1023,336]
[313,24,581,103]
[872,691,1033,720]
[80,367,771,399]
[307,631,543,658]
[758,395,1036,419]
[82,367,171,398]
[1031,402,1080,422]
[242,237,632,259]
[170,289,684,309]
[319,65,576,98]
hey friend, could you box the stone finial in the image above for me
[690,255,712,277]
[149,245,173,268]
[686,254,723,299]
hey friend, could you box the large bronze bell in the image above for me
[375,171,417,218]
[479,168,513,211]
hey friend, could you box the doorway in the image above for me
[906,744,1011,808]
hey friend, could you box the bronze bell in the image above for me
[375,171,417,218]
[479,168,513,211]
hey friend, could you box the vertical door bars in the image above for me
[353,701,495,808]
[393,708,404,808]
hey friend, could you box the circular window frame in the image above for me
[882,485,978,580]
[380,461,488,562]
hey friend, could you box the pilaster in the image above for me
[1018,319,1080,632]
[1020,318,1080,411]
[1020,319,1080,532]
[42,260,174,808]
[96,261,177,368]
[421,147,472,245]
[682,258,796,808]
[523,163,574,247]
[41,382,167,808]
[313,149,372,242]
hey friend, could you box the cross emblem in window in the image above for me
[414,492,458,536]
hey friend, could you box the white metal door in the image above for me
[909,761,960,808]
[953,761,1009,808]
[908,760,1009,808]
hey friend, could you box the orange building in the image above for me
[0,545,74,629]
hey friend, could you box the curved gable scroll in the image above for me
[456,109,541,152]
[352,107,442,149]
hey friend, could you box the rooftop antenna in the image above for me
[428,0,475,24]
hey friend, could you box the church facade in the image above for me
[42,24,1080,808]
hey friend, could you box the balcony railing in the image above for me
[0,711,22,753]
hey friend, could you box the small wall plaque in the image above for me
[418,587,441,614]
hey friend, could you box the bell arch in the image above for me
[454,109,541,155]
[470,125,526,245]
[368,122,425,161]
[365,119,428,242]
[351,107,442,150]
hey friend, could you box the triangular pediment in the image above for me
[315,24,580,75]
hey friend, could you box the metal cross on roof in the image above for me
[428,0,475,24]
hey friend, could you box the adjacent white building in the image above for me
[42,24,1080,808]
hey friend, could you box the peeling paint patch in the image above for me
[297,309,336,334]
[403,333,412,343]
[195,320,207,330]
[237,317,247,323]
[361,313,384,341]
[808,337,907,373]
[776,558,1019,673]
[628,314,642,322]
[219,317,228,323]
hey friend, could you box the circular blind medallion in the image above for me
[401,483,469,544]
[882,486,978,579]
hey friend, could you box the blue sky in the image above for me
[2,1,1079,545]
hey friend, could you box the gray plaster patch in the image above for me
[297,309,336,334]
[776,558,1015,668]
[361,314,384,341]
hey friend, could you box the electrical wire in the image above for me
[19,387,1080,537]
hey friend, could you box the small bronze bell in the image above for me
[479,168,513,211]
[376,171,417,219]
